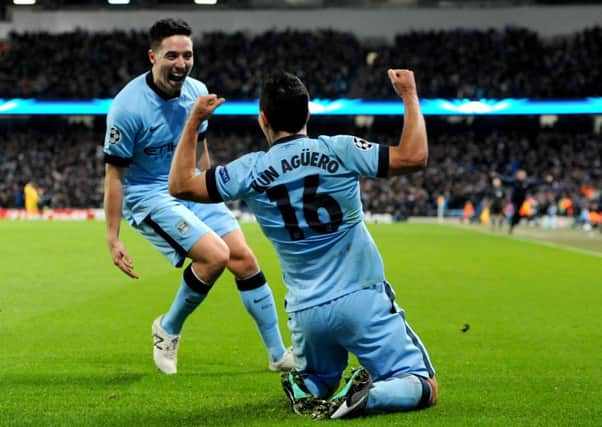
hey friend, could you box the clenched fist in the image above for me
[191,94,225,122]
[387,69,417,99]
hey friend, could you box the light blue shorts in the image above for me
[288,282,435,397]
[131,198,239,268]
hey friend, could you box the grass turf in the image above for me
[0,221,601,426]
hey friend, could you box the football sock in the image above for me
[302,376,336,399]
[366,374,432,412]
[236,271,286,362]
[161,264,212,335]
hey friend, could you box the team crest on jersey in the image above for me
[109,127,121,144]
[176,220,190,234]
[353,137,373,151]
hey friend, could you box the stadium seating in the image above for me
[2,27,600,99]
[1,116,599,221]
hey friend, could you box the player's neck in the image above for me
[268,128,307,146]
[148,70,180,99]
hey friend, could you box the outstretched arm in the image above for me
[387,69,428,176]
[526,174,554,189]
[169,94,225,202]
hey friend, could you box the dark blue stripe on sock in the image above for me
[236,271,266,291]
[415,375,432,409]
[183,263,212,295]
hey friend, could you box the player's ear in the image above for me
[258,111,270,129]
[148,49,156,65]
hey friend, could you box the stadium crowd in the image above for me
[0,120,104,209]
[2,26,600,99]
[1,117,600,226]
[1,27,601,225]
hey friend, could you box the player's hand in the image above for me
[108,239,139,279]
[387,69,417,99]
[545,174,554,183]
[191,94,225,121]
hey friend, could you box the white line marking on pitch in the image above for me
[440,222,602,259]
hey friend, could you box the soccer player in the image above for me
[24,180,39,217]
[168,69,438,419]
[103,18,293,375]
[497,169,552,234]
[488,177,506,230]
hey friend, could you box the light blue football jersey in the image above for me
[206,134,390,312]
[103,72,208,224]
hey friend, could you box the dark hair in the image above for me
[149,18,192,51]
[260,70,309,133]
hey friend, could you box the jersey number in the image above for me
[266,174,343,241]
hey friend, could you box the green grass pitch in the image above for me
[1,221,601,426]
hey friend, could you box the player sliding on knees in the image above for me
[103,18,293,376]
[168,69,437,419]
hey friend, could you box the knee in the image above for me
[228,244,259,277]
[207,239,230,270]
[189,235,230,276]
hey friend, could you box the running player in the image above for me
[103,18,293,375]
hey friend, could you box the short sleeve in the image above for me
[206,153,259,202]
[328,135,389,178]
[103,104,139,167]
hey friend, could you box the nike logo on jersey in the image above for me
[149,124,162,133]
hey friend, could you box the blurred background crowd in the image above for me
[1,27,601,226]
[1,115,600,225]
[2,26,600,100]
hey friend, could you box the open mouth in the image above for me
[168,72,186,83]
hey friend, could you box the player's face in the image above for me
[149,35,193,96]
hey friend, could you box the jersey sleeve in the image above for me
[328,135,389,178]
[103,103,139,167]
[205,153,259,202]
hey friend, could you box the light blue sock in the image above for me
[161,264,212,335]
[303,375,339,399]
[366,374,431,412]
[237,272,286,362]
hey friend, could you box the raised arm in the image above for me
[169,94,225,202]
[197,135,211,171]
[387,69,428,176]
